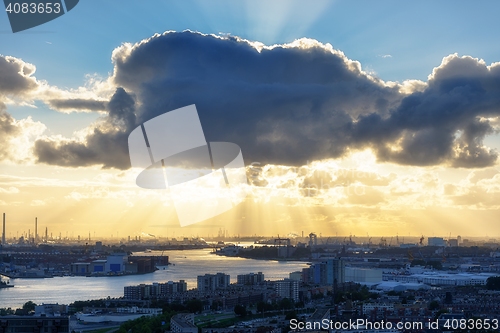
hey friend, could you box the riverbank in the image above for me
[0,248,308,309]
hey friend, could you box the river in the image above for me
[0,248,308,309]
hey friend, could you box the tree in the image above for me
[185,299,203,314]
[279,298,294,310]
[210,300,222,311]
[257,301,273,313]
[234,304,247,316]
[486,276,500,290]
[22,301,36,313]
[428,300,440,311]
[285,311,297,320]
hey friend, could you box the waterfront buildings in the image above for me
[70,254,161,276]
[124,280,187,300]
[197,273,230,291]
[236,272,264,285]
[302,258,345,285]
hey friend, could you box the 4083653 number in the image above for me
[5,2,61,14]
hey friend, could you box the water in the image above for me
[0,248,307,309]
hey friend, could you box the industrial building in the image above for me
[428,237,446,246]
[70,254,159,275]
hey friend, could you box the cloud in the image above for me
[47,98,107,112]
[0,56,38,96]
[0,54,112,114]
[0,102,46,163]
[34,88,135,169]
[26,31,500,169]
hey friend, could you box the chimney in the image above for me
[2,213,5,245]
[35,217,38,243]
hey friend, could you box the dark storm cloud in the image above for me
[47,98,107,112]
[33,32,500,169]
[34,88,135,169]
[358,55,500,167]
[111,31,401,166]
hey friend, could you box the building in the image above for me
[0,316,69,333]
[275,278,299,302]
[71,255,159,276]
[289,271,302,281]
[362,303,394,313]
[197,273,230,291]
[237,272,264,285]
[428,237,446,246]
[303,258,345,285]
[124,280,187,300]
[345,267,383,283]
[34,304,67,316]
[383,272,494,286]
[171,313,198,333]
[105,253,127,273]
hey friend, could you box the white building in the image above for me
[384,272,494,286]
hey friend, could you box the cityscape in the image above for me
[2,0,500,332]
[1,223,500,332]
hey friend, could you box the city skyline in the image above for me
[1,1,500,238]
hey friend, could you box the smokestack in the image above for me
[2,213,5,245]
[35,217,38,243]
[45,227,48,243]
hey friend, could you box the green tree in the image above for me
[285,311,297,320]
[428,300,440,311]
[185,299,203,314]
[486,276,500,290]
[279,298,294,310]
[22,301,36,313]
[234,304,247,316]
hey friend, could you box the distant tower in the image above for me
[35,217,38,243]
[45,227,48,243]
[2,213,5,245]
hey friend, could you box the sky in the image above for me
[1,0,500,240]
